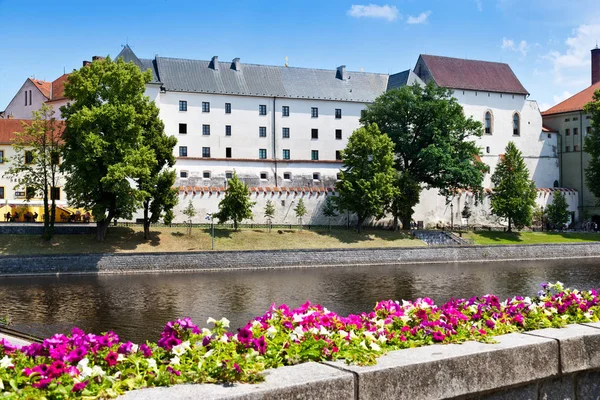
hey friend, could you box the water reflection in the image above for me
[1,258,599,343]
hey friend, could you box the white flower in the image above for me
[324,308,330,314]
[309,327,319,335]
[378,335,388,344]
[117,354,126,362]
[207,317,217,325]
[220,317,230,328]
[91,365,105,377]
[172,341,191,356]
[349,331,358,340]
[364,332,375,342]
[293,314,303,323]
[266,326,278,338]
[204,349,214,358]
[400,315,410,323]
[131,344,139,354]
[360,340,368,349]
[293,326,304,338]
[523,297,532,304]
[0,356,13,369]
[113,371,122,379]
[202,328,212,336]
[147,359,157,371]
[170,356,180,366]
[370,342,381,352]
[247,349,260,358]
[319,326,331,337]
[375,319,385,328]
[252,320,262,328]
[77,358,93,379]
[338,330,348,339]
[220,334,229,343]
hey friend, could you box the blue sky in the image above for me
[1,0,599,111]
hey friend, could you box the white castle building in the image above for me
[0,46,578,227]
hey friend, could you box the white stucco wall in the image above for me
[3,80,49,120]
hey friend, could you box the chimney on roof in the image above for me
[83,60,91,67]
[336,65,347,80]
[209,56,219,71]
[592,46,600,85]
[231,58,241,71]
[92,56,105,62]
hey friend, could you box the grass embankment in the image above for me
[0,226,424,256]
[465,231,600,245]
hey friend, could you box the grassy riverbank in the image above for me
[0,226,423,255]
[465,231,600,245]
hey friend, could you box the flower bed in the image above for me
[1,282,598,399]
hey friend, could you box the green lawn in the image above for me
[465,231,600,245]
[0,226,424,256]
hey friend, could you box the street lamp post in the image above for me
[450,203,454,230]
[541,206,544,232]
[206,212,215,250]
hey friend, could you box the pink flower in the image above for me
[72,380,89,392]
[104,351,118,367]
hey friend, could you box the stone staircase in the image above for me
[412,230,466,246]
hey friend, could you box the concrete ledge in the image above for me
[2,242,600,276]
[118,362,355,400]
[523,324,600,374]
[323,333,557,400]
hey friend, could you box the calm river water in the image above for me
[1,258,600,343]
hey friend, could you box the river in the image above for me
[1,257,599,343]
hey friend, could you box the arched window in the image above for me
[513,113,520,136]
[484,111,492,134]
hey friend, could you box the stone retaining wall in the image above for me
[0,242,599,276]
[118,323,600,399]
[0,224,95,235]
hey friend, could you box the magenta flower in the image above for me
[253,336,267,354]
[104,351,118,367]
[166,366,181,376]
[72,380,89,392]
[432,331,445,342]
[139,344,152,358]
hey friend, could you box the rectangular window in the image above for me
[225,172,233,179]
[486,146,490,154]
[335,150,342,160]
[259,149,267,159]
[51,187,61,201]
[574,145,580,151]
[311,107,318,118]
[260,172,268,180]
[25,151,34,164]
[179,123,187,134]
[283,149,290,160]
[26,186,35,199]
[179,146,187,157]
[361,109,366,119]
[283,172,291,180]
[282,127,290,138]
[282,106,289,117]
[202,125,210,136]
[202,102,210,113]
[313,173,320,180]
[311,150,319,160]
[335,109,342,119]
[202,147,211,158]
[29,90,32,105]
[565,118,571,122]
[226,147,232,158]
[335,129,342,140]
[203,171,211,179]
[0,150,4,163]
[180,171,188,178]
[25,91,27,106]
[259,105,267,115]
[574,128,579,135]
[259,126,267,137]
[574,117,579,121]
[588,126,592,134]
[225,103,231,114]
[0,187,4,200]
[311,129,318,139]
[51,151,60,165]
[565,146,570,152]
[225,125,231,136]
[565,129,570,136]
[179,101,187,111]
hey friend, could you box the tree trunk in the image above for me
[49,197,56,239]
[401,215,412,231]
[392,215,399,231]
[234,220,238,231]
[356,216,364,233]
[143,200,150,240]
[96,219,111,241]
[507,217,512,233]
[42,192,51,241]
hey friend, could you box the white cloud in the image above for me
[407,11,431,25]
[553,91,573,104]
[544,24,600,84]
[347,4,400,21]
[501,38,529,56]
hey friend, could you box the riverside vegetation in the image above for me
[0,283,599,399]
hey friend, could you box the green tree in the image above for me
[264,200,275,232]
[361,83,487,229]
[490,142,537,232]
[335,123,397,233]
[60,56,158,241]
[321,196,338,232]
[532,205,546,230]
[4,104,62,240]
[462,202,472,229]
[294,198,307,228]
[181,200,196,236]
[215,171,255,231]
[584,90,600,206]
[546,191,570,230]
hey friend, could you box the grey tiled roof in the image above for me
[116,45,160,83]
[386,70,424,90]
[154,57,389,102]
